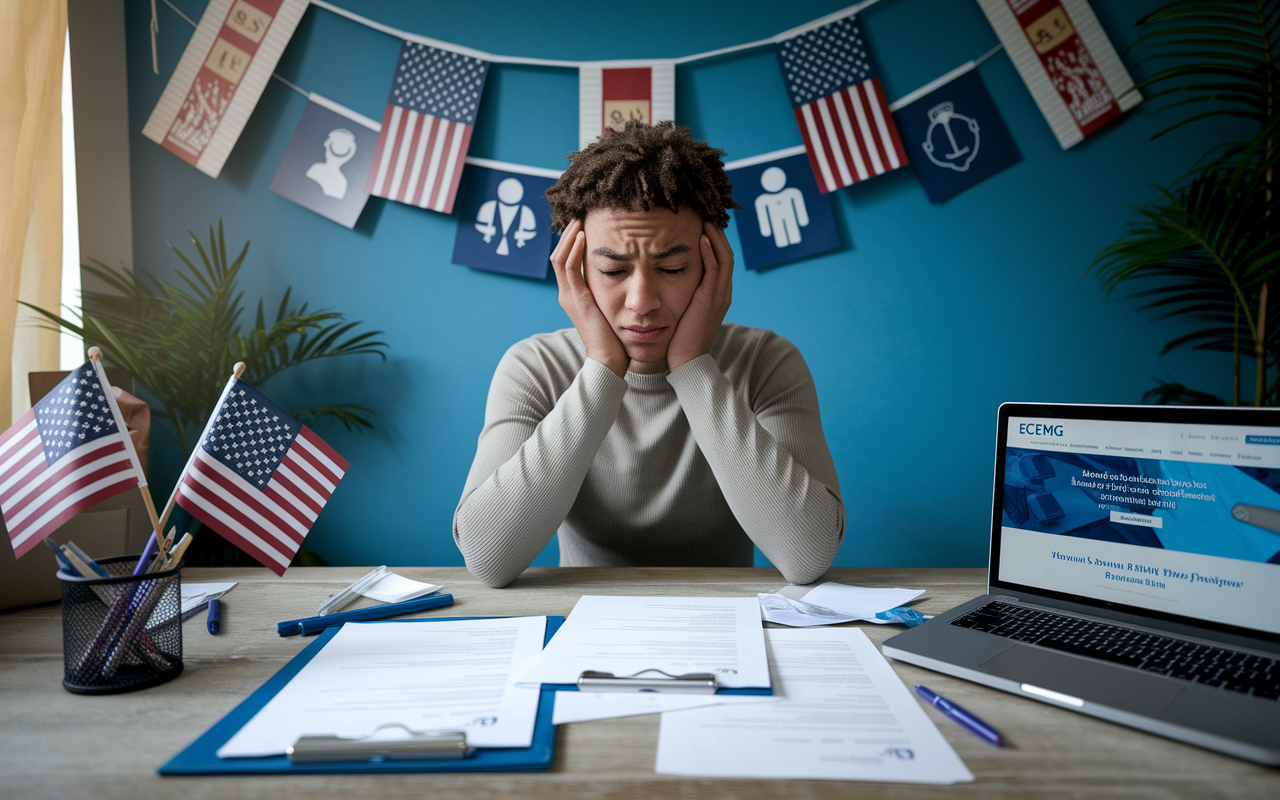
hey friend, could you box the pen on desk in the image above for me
[277,593,455,637]
[915,684,1004,747]
[207,597,223,635]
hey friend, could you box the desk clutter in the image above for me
[152,580,971,784]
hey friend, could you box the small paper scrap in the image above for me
[759,582,928,627]
[360,572,442,604]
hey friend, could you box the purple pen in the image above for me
[133,532,158,575]
[916,684,1004,747]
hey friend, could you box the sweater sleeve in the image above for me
[666,339,844,584]
[454,347,627,587]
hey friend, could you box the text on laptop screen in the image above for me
[998,416,1280,635]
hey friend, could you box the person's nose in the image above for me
[625,270,660,317]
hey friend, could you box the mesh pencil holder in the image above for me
[57,555,185,694]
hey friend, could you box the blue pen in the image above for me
[133,532,158,575]
[207,597,223,635]
[277,593,455,637]
[915,684,1004,747]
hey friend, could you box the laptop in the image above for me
[882,402,1280,765]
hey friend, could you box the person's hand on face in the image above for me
[551,217,629,377]
[665,221,734,372]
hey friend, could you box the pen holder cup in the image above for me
[57,555,185,694]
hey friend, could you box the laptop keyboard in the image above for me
[950,601,1280,701]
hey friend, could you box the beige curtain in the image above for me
[0,1,66,426]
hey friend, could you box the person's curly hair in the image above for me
[546,121,740,231]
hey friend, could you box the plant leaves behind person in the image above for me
[1088,0,1280,405]
[20,221,388,454]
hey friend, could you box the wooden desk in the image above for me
[1,567,1276,799]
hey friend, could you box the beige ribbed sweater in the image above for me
[453,323,845,588]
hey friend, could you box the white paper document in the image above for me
[360,572,442,604]
[552,691,777,725]
[180,581,237,617]
[217,616,547,757]
[794,582,925,619]
[517,596,769,690]
[655,628,973,784]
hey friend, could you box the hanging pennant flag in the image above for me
[451,158,560,280]
[578,62,676,150]
[269,94,381,229]
[976,0,1140,149]
[174,378,348,576]
[366,41,490,215]
[142,0,309,178]
[889,64,1022,204]
[725,146,840,271]
[775,15,908,195]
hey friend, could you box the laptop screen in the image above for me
[990,404,1280,640]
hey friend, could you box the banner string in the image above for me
[155,0,1003,169]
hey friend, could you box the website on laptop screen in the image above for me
[998,416,1280,636]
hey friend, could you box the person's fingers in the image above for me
[551,218,581,268]
[699,234,719,289]
[563,231,588,293]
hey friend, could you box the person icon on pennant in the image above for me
[475,177,538,256]
[305,128,357,199]
[754,167,809,249]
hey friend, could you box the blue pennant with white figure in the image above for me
[892,66,1020,204]
[451,161,559,280]
[726,149,840,271]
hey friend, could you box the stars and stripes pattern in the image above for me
[175,380,347,575]
[366,41,490,215]
[776,16,907,194]
[1,363,143,558]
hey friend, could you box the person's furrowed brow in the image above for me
[591,244,692,261]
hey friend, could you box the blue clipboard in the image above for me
[158,616,565,775]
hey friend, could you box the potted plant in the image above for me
[1088,0,1280,405]
[23,221,387,565]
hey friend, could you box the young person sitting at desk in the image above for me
[454,121,846,588]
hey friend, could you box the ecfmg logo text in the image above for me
[1018,423,1064,436]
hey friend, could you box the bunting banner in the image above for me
[725,147,840,271]
[976,0,1139,149]
[366,41,490,215]
[775,15,908,194]
[578,62,676,150]
[890,64,1021,204]
[269,94,381,229]
[451,160,561,280]
[142,0,309,178]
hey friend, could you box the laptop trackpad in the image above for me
[979,645,1185,717]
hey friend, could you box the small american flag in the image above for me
[366,41,489,215]
[1,362,144,558]
[175,380,347,575]
[776,16,907,193]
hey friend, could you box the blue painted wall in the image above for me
[122,0,1227,569]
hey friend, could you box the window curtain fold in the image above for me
[1,0,66,426]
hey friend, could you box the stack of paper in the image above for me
[759,581,927,627]
[217,617,547,757]
[517,595,770,690]
[655,628,973,784]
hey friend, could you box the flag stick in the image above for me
[88,347,164,538]
[157,362,246,533]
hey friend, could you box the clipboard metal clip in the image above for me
[577,668,719,694]
[287,723,474,763]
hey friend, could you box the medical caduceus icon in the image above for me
[922,101,980,172]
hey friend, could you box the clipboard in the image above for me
[158,616,564,775]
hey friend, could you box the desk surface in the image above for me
[1,566,1276,799]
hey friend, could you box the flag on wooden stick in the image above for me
[775,15,907,194]
[173,376,348,575]
[366,41,490,215]
[1,361,150,558]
